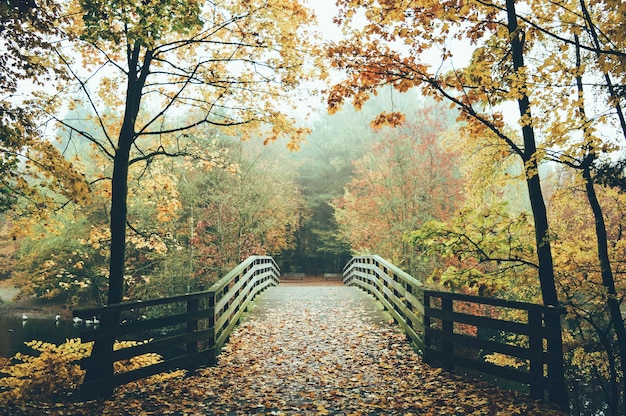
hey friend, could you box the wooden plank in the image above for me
[203,272,274,338]
[208,256,278,295]
[423,327,558,362]
[82,348,215,392]
[182,274,275,354]
[80,329,215,369]
[214,276,277,353]
[405,290,425,316]
[208,257,256,294]
[424,289,565,314]
[424,348,544,386]
[347,269,424,336]
[404,321,426,352]
[347,272,376,290]
[214,265,265,312]
[75,291,215,318]
[387,297,423,333]
[214,266,277,313]
[363,283,426,350]
[213,275,264,337]
[370,255,423,289]
[80,308,212,342]
[425,307,536,336]
[528,309,544,399]
[385,276,410,300]
[348,277,379,296]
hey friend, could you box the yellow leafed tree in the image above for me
[38,0,325,307]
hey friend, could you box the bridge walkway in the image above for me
[175,280,563,415]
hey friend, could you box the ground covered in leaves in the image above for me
[2,282,566,415]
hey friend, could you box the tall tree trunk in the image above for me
[575,35,626,413]
[582,166,626,416]
[87,43,151,399]
[505,0,559,308]
[505,0,568,408]
[106,43,152,305]
[108,142,131,304]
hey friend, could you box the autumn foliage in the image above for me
[326,0,626,413]
[2,0,626,413]
[0,339,88,403]
[333,101,464,276]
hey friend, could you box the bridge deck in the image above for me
[171,282,563,414]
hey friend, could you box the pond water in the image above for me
[0,317,81,358]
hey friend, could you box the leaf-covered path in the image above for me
[4,281,565,415]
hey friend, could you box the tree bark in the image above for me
[574,34,626,412]
[505,0,559,307]
[106,43,153,305]
[505,0,567,408]
[108,143,131,305]
[505,0,560,307]
[583,166,626,414]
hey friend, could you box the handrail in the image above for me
[343,255,425,351]
[73,255,279,399]
[343,255,567,409]
[423,290,567,407]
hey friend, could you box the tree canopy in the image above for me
[34,0,325,304]
[0,0,88,214]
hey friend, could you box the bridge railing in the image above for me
[73,255,279,399]
[423,290,566,406]
[343,255,426,351]
[343,255,567,408]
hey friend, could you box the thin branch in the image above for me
[54,49,117,151]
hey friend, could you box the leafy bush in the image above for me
[0,338,91,403]
[0,338,185,405]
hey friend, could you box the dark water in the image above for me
[0,317,81,358]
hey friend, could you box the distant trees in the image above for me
[277,102,378,274]
[333,101,464,277]
[189,139,303,283]
[275,90,455,275]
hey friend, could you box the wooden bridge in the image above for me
[73,255,568,412]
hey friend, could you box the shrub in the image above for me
[0,338,91,403]
[0,338,184,405]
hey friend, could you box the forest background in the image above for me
[1,0,626,414]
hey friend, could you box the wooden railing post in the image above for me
[423,292,432,364]
[528,309,543,400]
[186,298,199,355]
[441,296,454,370]
[80,310,118,400]
[207,291,217,365]
[545,308,568,410]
